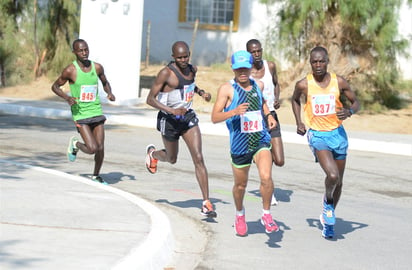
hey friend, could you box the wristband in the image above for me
[198,90,205,96]
[265,112,272,119]
[349,108,354,116]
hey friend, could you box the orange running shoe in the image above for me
[145,144,158,174]
[201,200,217,218]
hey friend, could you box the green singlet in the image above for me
[69,61,103,121]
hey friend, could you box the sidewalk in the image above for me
[0,160,173,270]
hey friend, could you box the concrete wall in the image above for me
[398,0,412,80]
[80,0,144,105]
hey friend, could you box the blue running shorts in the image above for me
[307,125,348,161]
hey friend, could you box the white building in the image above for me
[80,0,144,104]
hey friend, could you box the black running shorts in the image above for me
[156,109,199,141]
[74,115,106,133]
[264,111,282,138]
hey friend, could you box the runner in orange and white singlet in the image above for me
[292,46,360,238]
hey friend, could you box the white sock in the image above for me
[73,139,79,150]
[262,209,270,215]
[236,208,245,216]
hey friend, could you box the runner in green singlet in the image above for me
[51,39,115,185]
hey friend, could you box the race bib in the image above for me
[183,83,195,103]
[241,110,263,133]
[79,85,97,102]
[311,94,336,115]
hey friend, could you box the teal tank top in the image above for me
[69,61,103,121]
[224,79,270,155]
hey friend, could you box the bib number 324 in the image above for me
[241,111,263,133]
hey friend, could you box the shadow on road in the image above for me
[307,217,368,241]
[244,219,290,248]
[155,197,230,223]
[80,172,137,184]
[248,188,294,203]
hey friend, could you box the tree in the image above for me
[0,0,29,86]
[44,0,81,77]
[28,0,81,79]
[261,0,411,110]
[0,0,80,87]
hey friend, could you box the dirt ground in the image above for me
[1,65,411,134]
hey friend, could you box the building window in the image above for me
[179,0,240,31]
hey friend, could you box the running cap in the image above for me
[231,50,253,69]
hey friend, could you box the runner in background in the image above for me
[247,39,284,206]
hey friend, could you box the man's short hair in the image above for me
[72,39,87,50]
[246,39,261,50]
[310,46,328,56]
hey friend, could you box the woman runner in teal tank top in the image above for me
[224,78,271,156]
[212,50,281,237]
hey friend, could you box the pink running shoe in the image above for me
[234,215,248,236]
[261,213,279,233]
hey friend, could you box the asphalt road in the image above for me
[1,113,411,270]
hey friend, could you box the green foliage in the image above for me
[0,0,31,86]
[395,80,412,96]
[0,0,80,87]
[45,0,81,77]
[261,0,411,111]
